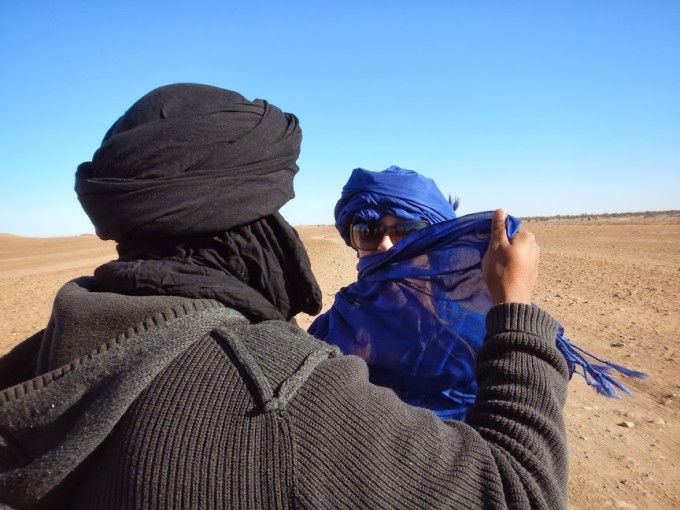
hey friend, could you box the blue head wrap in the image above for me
[334,166,457,246]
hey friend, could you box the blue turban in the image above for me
[334,166,457,246]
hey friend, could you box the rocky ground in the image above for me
[1,212,678,509]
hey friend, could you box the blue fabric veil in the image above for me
[310,166,646,421]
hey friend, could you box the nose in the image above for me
[375,234,394,252]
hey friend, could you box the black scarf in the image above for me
[75,83,321,321]
[93,212,321,321]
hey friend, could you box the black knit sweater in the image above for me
[0,278,568,509]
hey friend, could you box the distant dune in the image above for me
[523,210,680,223]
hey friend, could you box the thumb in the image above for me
[490,208,509,245]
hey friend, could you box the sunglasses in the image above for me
[350,220,430,251]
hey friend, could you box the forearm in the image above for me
[466,302,569,509]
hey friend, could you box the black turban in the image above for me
[75,83,321,321]
[76,83,301,240]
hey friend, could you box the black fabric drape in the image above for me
[93,213,321,321]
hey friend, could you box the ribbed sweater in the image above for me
[0,278,569,509]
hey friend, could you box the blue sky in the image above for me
[1,1,678,237]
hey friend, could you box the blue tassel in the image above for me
[554,325,647,398]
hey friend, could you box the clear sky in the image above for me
[1,1,678,237]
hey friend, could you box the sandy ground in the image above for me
[1,215,679,509]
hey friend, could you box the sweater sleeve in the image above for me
[288,303,569,510]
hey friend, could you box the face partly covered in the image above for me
[350,215,429,257]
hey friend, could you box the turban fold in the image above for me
[76,83,302,241]
[334,166,457,246]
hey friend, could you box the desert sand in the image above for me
[1,214,679,509]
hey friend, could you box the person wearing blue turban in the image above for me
[310,165,645,421]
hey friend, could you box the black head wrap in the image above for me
[77,83,302,239]
[76,83,321,321]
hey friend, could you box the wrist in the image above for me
[491,291,532,306]
[486,302,557,339]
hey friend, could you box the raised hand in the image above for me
[482,209,540,305]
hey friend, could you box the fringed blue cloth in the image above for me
[556,325,647,397]
[309,211,647,421]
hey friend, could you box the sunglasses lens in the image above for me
[351,223,383,250]
[350,220,429,251]
[391,221,428,240]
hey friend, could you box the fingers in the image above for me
[490,208,509,247]
[482,209,540,305]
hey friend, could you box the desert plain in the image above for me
[1,213,679,509]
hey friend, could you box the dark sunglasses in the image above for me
[350,220,430,251]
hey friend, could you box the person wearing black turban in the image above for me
[0,84,570,510]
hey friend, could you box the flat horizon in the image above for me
[2,209,679,240]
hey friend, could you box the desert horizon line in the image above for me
[2,209,678,240]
